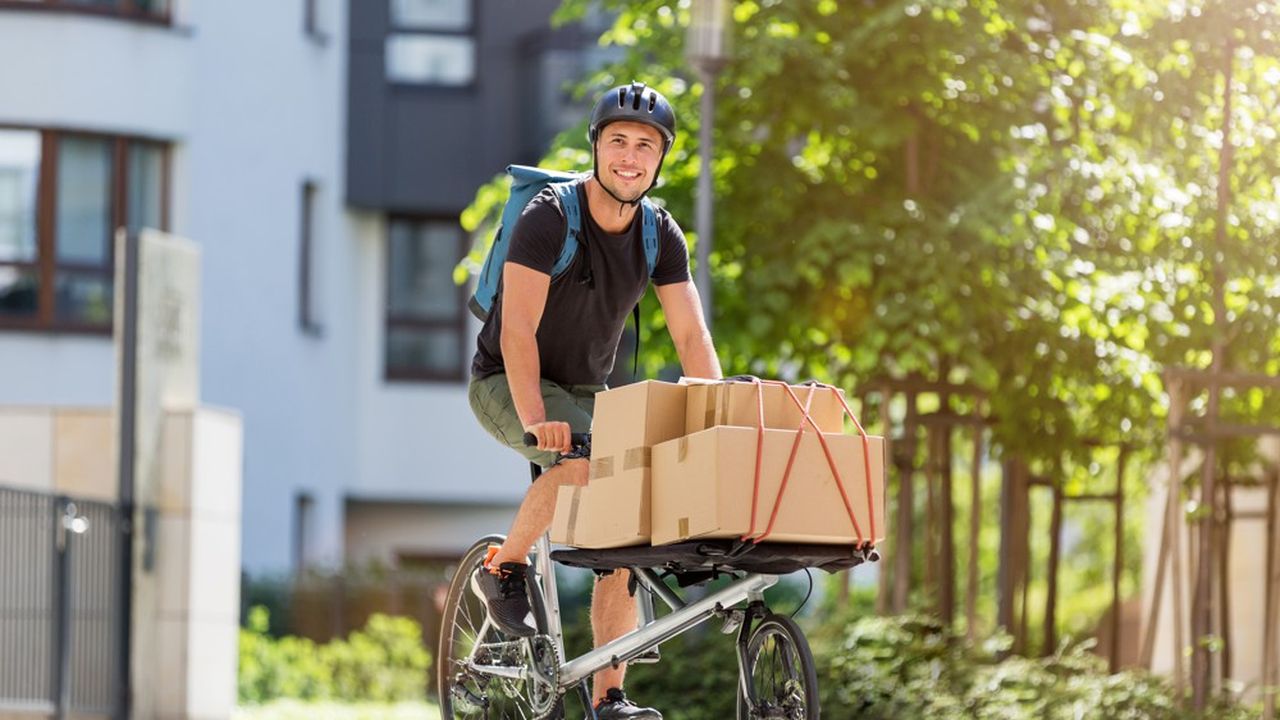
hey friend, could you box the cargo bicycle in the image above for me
[436,431,879,720]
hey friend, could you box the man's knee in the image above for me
[594,569,631,595]
[540,457,589,489]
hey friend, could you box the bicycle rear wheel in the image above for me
[437,534,562,720]
[736,613,820,720]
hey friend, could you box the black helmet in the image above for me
[588,81,677,151]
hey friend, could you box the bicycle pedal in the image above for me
[629,647,661,664]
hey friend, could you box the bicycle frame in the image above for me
[523,532,779,692]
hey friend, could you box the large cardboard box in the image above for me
[651,426,886,546]
[552,381,684,549]
[683,380,847,435]
[550,470,651,548]
[591,380,687,464]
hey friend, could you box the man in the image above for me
[467,82,722,719]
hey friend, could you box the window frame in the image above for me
[0,125,169,336]
[298,179,323,337]
[303,0,328,43]
[0,0,172,26]
[383,215,469,384]
[384,0,479,90]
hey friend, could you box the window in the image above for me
[385,218,466,381]
[0,127,168,333]
[385,0,475,87]
[293,492,315,572]
[298,180,323,335]
[0,0,171,23]
[0,131,40,320]
[303,0,326,41]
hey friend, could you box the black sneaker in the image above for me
[471,559,537,638]
[592,687,662,719]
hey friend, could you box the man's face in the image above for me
[595,121,665,203]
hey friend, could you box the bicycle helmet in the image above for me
[588,81,677,150]
[587,81,677,204]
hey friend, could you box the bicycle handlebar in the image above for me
[522,431,591,449]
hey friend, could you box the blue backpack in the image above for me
[468,164,660,321]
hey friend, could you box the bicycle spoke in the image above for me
[741,616,816,720]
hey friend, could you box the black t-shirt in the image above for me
[471,181,691,386]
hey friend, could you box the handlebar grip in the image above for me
[522,432,592,448]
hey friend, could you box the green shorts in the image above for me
[468,373,604,469]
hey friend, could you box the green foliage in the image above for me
[461,0,1280,476]
[238,607,430,706]
[813,614,1259,720]
[557,591,1259,719]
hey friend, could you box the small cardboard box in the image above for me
[550,470,651,548]
[683,380,847,435]
[591,381,688,462]
[651,426,886,546]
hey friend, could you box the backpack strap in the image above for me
[639,198,659,276]
[550,181,584,278]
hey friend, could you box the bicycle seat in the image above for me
[550,539,877,577]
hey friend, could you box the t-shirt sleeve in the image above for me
[505,188,567,275]
[651,208,691,286]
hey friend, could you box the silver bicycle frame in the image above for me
[529,532,778,692]
[533,533,565,659]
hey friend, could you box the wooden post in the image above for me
[1141,481,1173,668]
[999,458,1031,655]
[1264,472,1278,720]
[1218,478,1233,686]
[939,426,957,624]
[1192,434,1221,707]
[1193,34,1236,710]
[1045,483,1063,656]
[1169,379,1188,695]
[893,393,918,613]
[871,391,887,615]
[966,428,983,640]
[931,425,942,594]
[1111,449,1127,673]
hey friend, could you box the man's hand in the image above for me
[525,421,573,454]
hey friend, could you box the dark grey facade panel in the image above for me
[346,0,568,215]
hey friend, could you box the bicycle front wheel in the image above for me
[437,534,561,720]
[736,613,820,720]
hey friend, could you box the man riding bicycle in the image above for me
[467,81,722,719]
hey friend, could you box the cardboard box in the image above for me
[550,470,651,548]
[590,380,687,476]
[551,381,683,549]
[683,380,847,435]
[651,426,886,546]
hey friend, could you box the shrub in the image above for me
[239,607,430,705]
[813,613,1260,720]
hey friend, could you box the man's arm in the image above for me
[655,280,722,379]
[500,262,571,452]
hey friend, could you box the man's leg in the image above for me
[591,570,637,703]
[489,457,588,566]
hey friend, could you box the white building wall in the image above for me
[351,211,526,508]
[0,12,190,407]
[0,12,192,139]
[0,1,527,576]
[182,0,356,573]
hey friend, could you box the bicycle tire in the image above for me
[437,534,564,720]
[736,613,820,720]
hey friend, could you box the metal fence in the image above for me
[0,485,123,716]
